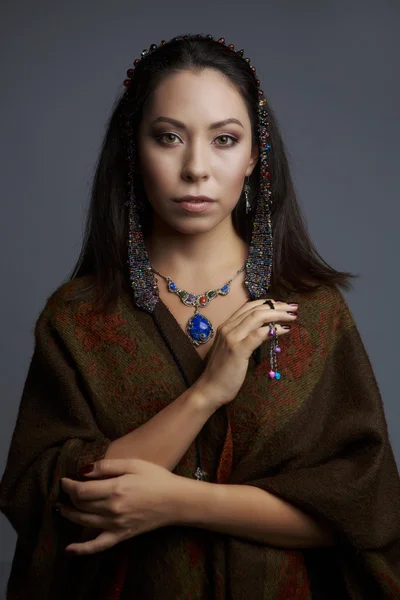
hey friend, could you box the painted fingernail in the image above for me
[282,325,291,329]
[289,303,298,307]
[287,312,298,316]
[79,463,94,474]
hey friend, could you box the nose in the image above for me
[181,140,210,182]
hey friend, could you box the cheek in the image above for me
[226,170,247,188]
[216,149,250,181]
[141,147,172,182]
[140,157,176,204]
[219,162,248,196]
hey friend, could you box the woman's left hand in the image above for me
[58,458,180,555]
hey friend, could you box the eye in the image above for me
[155,133,239,147]
[156,133,180,144]
[215,135,239,147]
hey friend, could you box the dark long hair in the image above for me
[66,34,356,313]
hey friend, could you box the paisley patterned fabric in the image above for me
[1,275,399,599]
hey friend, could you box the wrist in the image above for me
[189,381,220,415]
[169,475,219,527]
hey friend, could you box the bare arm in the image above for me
[172,477,337,548]
[104,383,215,472]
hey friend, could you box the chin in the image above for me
[169,218,218,235]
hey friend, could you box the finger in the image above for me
[64,495,110,516]
[222,300,297,335]
[79,458,145,479]
[61,477,116,503]
[59,505,107,529]
[65,530,119,555]
[264,323,292,335]
[223,297,276,324]
[224,308,297,337]
[254,301,296,312]
[237,321,293,358]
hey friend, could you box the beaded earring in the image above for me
[244,175,251,214]
[122,34,279,380]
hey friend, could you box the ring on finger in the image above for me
[263,299,275,310]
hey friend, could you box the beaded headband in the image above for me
[121,34,274,314]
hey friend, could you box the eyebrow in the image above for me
[150,116,244,130]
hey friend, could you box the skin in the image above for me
[136,68,259,287]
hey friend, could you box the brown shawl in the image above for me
[1,275,399,599]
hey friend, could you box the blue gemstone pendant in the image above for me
[186,311,215,346]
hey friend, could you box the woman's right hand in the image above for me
[193,299,298,412]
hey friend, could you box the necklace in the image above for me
[150,262,247,346]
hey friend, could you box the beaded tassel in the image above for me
[126,133,159,313]
[268,322,281,380]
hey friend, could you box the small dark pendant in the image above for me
[194,467,209,481]
[186,312,214,346]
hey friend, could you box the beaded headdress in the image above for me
[121,34,278,374]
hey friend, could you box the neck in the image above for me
[145,216,248,290]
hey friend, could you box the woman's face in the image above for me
[136,68,258,236]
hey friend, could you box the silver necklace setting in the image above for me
[150,263,247,346]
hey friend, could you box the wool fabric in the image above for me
[1,276,400,599]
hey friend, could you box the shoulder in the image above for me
[294,283,356,337]
[296,283,348,310]
[35,275,98,333]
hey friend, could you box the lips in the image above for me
[175,195,215,203]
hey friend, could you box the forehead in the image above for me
[143,69,250,125]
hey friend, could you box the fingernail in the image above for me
[287,312,298,316]
[289,303,298,307]
[79,463,94,474]
[282,325,291,329]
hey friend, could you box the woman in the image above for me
[1,33,399,599]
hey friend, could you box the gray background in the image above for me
[1,0,399,596]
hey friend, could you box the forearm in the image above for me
[104,383,214,472]
[173,478,337,548]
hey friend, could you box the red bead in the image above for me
[218,37,225,44]
[127,68,134,78]
[123,79,131,88]
[266,171,271,179]
[134,59,141,65]
[200,296,207,303]
[251,66,256,73]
